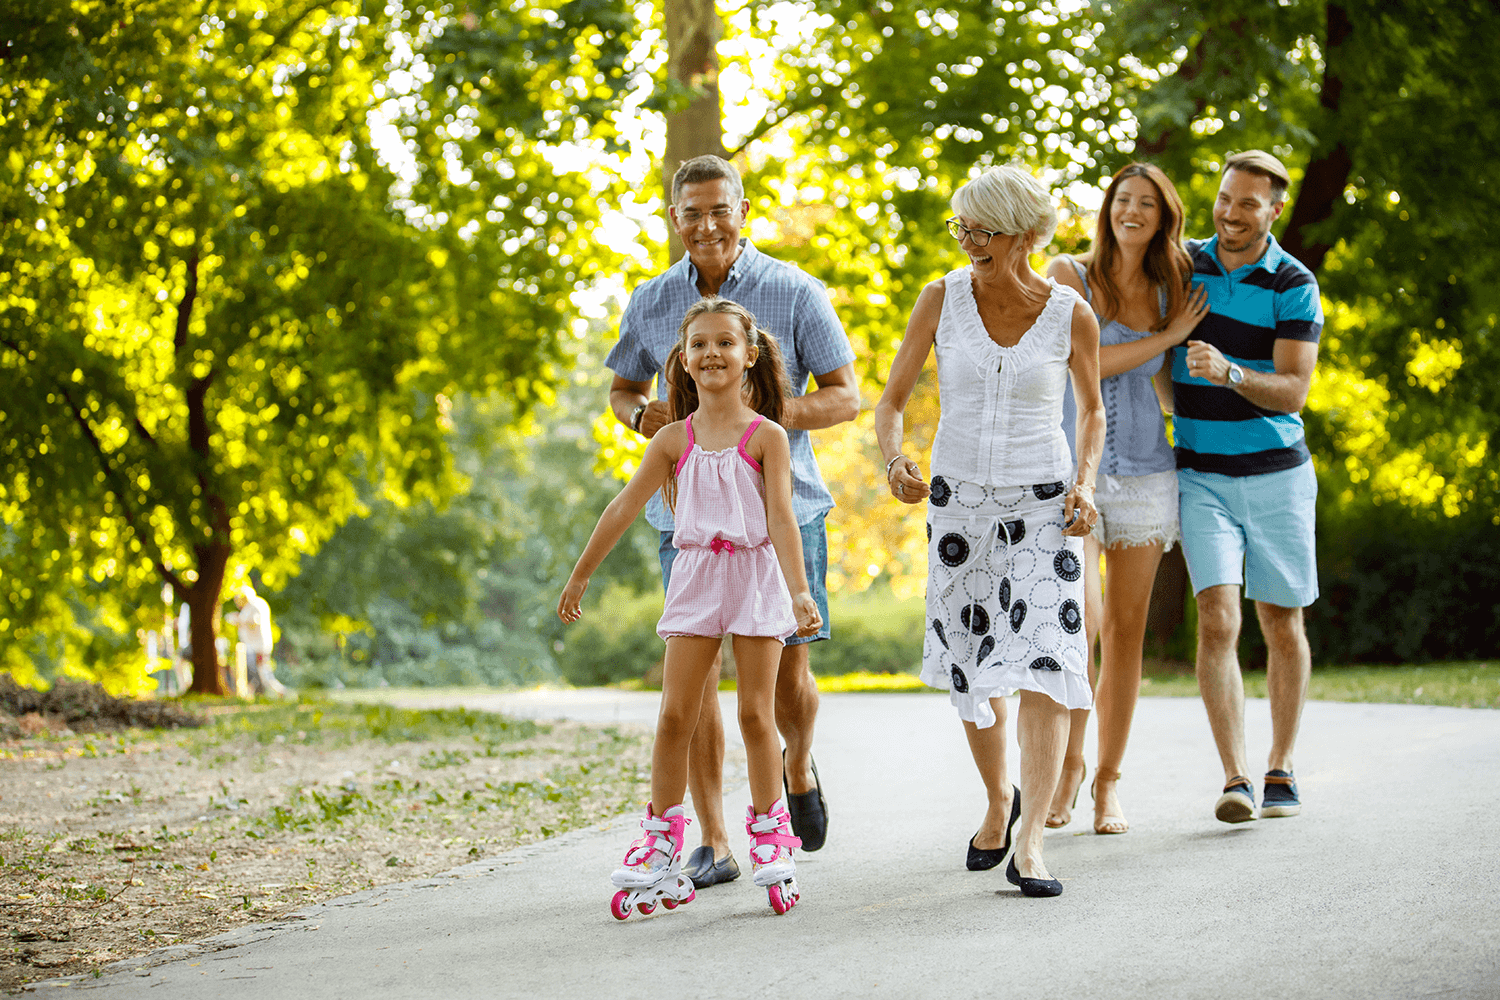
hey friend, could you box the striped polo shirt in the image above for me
[1171,233,1323,477]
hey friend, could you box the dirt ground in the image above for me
[0,702,652,992]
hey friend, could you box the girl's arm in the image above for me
[1064,299,1105,537]
[1095,283,1209,378]
[757,423,822,637]
[557,425,683,622]
[874,279,942,504]
[1050,256,1209,379]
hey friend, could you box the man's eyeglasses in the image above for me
[677,206,737,225]
[946,218,1004,247]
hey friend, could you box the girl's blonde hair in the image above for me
[661,297,791,510]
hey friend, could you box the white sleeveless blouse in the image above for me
[930,268,1078,487]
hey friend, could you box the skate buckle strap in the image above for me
[747,809,802,859]
[622,812,690,866]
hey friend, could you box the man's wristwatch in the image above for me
[629,404,647,431]
[1225,363,1245,388]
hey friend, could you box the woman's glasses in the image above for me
[945,218,1005,247]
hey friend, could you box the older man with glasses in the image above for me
[605,154,859,888]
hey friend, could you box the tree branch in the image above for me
[1277,2,1354,274]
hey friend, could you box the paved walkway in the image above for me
[33,690,1500,999]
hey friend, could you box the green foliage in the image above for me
[552,585,666,686]
[272,352,661,688]
[0,0,638,689]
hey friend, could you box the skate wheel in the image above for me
[661,897,677,910]
[681,887,696,905]
[637,900,656,915]
[768,882,794,915]
[610,890,633,921]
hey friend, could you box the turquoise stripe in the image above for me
[1175,413,1307,456]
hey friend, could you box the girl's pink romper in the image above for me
[656,414,798,641]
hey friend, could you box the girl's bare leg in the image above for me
[651,635,726,811]
[1048,534,1102,826]
[962,697,1014,850]
[1094,541,1165,833]
[731,635,787,814]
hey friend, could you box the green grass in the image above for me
[1138,660,1500,709]
[181,696,545,752]
[618,660,1500,706]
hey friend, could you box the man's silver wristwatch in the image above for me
[1225,363,1245,388]
[630,404,647,431]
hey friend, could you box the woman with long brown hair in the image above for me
[1043,163,1208,834]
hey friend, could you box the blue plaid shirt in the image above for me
[606,239,856,531]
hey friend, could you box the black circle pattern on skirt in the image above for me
[998,577,1011,611]
[1059,599,1082,634]
[976,635,995,664]
[932,618,948,649]
[926,521,932,541]
[929,476,952,507]
[1054,548,1082,582]
[1033,481,1066,500]
[951,665,969,693]
[961,603,990,635]
[938,532,970,567]
[1029,655,1063,672]
[1009,599,1027,632]
[1001,519,1025,544]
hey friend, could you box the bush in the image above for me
[809,592,925,677]
[552,587,667,687]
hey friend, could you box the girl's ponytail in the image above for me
[744,328,791,425]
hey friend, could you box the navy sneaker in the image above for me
[1261,770,1301,818]
[1214,776,1256,824]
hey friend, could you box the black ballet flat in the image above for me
[967,785,1021,871]
[1006,856,1063,897]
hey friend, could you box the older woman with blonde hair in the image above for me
[875,163,1104,897]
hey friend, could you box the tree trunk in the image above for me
[1277,2,1354,275]
[662,0,727,264]
[176,248,234,696]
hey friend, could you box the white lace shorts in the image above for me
[1095,469,1180,551]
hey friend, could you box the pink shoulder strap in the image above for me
[737,415,765,473]
[674,413,695,478]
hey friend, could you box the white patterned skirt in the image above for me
[921,475,1094,728]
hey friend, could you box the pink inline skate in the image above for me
[746,798,802,914]
[609,803,696,920]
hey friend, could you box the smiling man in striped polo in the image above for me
[1172,149,1324,825]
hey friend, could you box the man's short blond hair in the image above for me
[1224,150,1292,204]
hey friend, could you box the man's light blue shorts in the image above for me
[1178,462,1319,609]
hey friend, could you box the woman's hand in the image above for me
[888,456,932,505]
[1061,483,1099,538]
[1163,283,1210,345]
[557,576,589,623]
[791,592,823,637]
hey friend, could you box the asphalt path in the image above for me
[32,689,1500,999]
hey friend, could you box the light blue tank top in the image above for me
[1060,257,1177,476]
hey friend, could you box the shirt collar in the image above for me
[682,237,755,289]
[1200,232,1285,276]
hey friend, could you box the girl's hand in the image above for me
[1061,483,1099,538]
[557,577,589,624]
[791,592,823,637]
[888,456,931,505]
[1164,283,1210,344]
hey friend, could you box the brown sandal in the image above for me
[1092,768,1128,835]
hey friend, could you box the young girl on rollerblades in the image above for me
[558,297,823,919]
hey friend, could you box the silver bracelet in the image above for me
[885,454,906,477]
